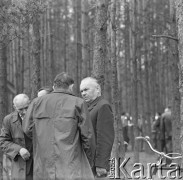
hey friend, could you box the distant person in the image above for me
[151,117,157,149]
[121,112,129,151]
[37,86,53,97]
[160,107,172,154]
[80,77,114,178]
[152,112,161,150]
[23,72,95,180]
[0,94,33,180]
[138,115,144,151]
[127,114,134,151]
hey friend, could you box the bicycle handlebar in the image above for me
[135,136,182,160]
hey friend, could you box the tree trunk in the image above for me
[0,1,8,178]
[81,0,89,78]
[49,7,55,82]
[42,10,46,85]
[31,16,41,99]
[175,0,183,165]
[130,0,139,163]
[142,0,152,153]
[24,24,31,96]
[169,0,181,156]
[92,0,109,91]
[0,42,7,180]
[124,0,130,112]
[46,5,52,84]
[64,0,68,72]
[74,0,82,95]
[110,0,124,178]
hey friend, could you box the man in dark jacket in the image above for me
[80,77,114,178]
[0,94,33,180]
[160,107,172,153]
[23,72,95,180]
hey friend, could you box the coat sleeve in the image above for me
[76,102,96,167]
[0,116,22,160]
[154,117,160,129]
[22,100,35,139]
[95,103,114,170]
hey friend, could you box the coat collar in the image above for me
[52,89,75,96]
[12,111,22,128]
[87,96,102,111]
[12,111,20,123]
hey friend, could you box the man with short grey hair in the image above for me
[0,93,33,180]
[13,94,30,119]
[80,77,114,178]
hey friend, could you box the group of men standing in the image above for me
[0,72,114,180]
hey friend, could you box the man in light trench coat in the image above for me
[23,72,95,180]
[0,94,33,180]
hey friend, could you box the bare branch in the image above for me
[152,34,178,41]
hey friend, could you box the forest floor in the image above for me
[3,145,182,180]
[112,144,182,180]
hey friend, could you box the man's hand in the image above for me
[19,148,30,161]
[96,167,107,177]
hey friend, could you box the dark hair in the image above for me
[121,112,126,116]
[38,86,53,93]
[53,72,74,89]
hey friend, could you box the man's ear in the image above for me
[96,84,101,95]
[96,84,100,90]
[13,104,17,111]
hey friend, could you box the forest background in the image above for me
[1,0,183,179]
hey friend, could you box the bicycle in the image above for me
[136,136,183,180]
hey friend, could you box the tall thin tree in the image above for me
[175,0,183,165]
[130,0,139,163]
[110,0,124,178]
[92,0,109,91]
[0,1,8,178]
[81,0,89,78]
[168,0,180,161]
[30,9,41,99]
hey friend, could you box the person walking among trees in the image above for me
[23,72,95,180]
[152,112,161,150]
[121,112,129,151]
[80,77,114,178]
[160,107,172,154]
[0,94,33,180]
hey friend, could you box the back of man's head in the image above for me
[53,72,74,90]
[164,107,171,113]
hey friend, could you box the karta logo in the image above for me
[108,157,182,179]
